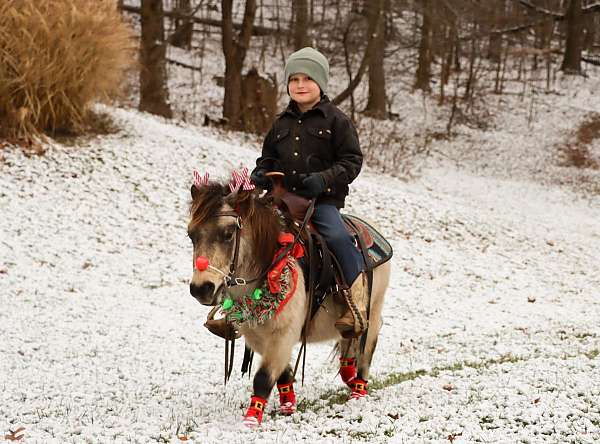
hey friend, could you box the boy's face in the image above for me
[288,73,321,110]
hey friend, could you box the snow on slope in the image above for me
[1,105,599,443]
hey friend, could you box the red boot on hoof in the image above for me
[339,357,357,385]
[243,395,267,427]
[277,382,296,415]
[348,378,368,399]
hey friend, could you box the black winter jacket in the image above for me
[253,96,362,208]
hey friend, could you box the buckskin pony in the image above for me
[187,170,392,427]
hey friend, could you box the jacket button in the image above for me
[298,120,302,124]
[295,136,300,141]
[293,152,299,156]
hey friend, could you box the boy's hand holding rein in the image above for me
[299,173,326,198]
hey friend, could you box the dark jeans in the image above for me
[311,204,364,286]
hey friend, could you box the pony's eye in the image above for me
[222,226,235,242]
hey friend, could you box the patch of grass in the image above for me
[348,430,377,440]
[585,349,599,360]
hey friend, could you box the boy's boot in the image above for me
[334,272,368,338]
[203,307,240,340]
[203,318,240,340]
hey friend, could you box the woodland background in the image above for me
[2,0,600,178]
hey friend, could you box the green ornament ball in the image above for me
[222,298,234,310]
[252,288,263,300]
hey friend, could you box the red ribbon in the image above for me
[267,232,303,294]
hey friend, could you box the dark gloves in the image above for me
[250,169,270,189]
[298,173,326,198]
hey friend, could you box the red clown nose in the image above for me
[195,256,209,271]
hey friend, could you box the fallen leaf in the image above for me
[4,427,25,441]
[448,432,463,442]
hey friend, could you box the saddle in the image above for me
[269,182,393,297]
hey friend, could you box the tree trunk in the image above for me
[241,68,277,134]
[139,0,173,118]
[293,0,310,49]
[364,0,387,118]
[332,0,385,106]
[414,0,433,92]
[171,0,193,49]
[560,0,583,74]
[222,0,257,130]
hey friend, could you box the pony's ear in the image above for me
[228,189,255,218]
[191,184,198,200]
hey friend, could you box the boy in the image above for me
[251,46,367,338]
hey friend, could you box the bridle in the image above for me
[204,199,315,298]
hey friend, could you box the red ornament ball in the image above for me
[195,256,209,271]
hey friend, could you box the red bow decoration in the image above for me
[267,232,304,294]
[229,167,255,193]
[193,170,209,188]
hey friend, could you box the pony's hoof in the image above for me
[277,382,296,415]
[243,395,267,427]
[348,377,368,399]
[280,402,296,415]
[243,416,260,428]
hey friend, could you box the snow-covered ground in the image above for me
[2,82,599,443]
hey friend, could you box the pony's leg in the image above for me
[338,339,358,385]
[276,366,296,415]
[348,317,383,399]
[244,337,295,426]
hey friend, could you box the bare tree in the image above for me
[222,0,257,129]
[139,0,173,118]
[333,0,385,106]
[364,0,388,118]
[414,0,433,92]
[293,0,310,49]
[561,0,583,73]
[171,0,193,49]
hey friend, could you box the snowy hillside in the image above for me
[1,88,599,443]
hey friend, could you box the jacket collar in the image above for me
[283,95,330,118]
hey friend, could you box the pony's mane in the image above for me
[189,182,226,227]
[189,181,282,269]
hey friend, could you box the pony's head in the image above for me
[187,174,282,305]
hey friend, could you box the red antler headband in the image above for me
[229,167,255,193]
[193,170,209,187]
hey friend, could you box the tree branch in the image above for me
[516,0,564,18]
[120,3,280,36]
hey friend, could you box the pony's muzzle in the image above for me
[189,281,216,305]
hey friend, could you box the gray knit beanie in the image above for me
[284,47,329,94]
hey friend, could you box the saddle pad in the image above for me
[342,214,394,269]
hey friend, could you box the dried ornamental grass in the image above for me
[0,0,135,141]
